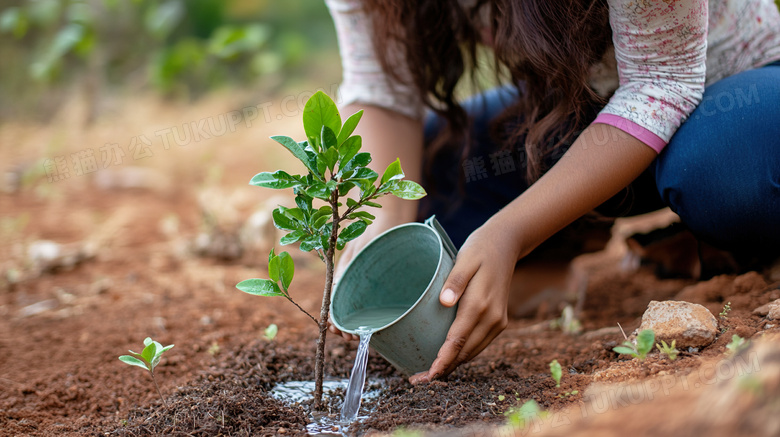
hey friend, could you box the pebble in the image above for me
[638,300,718,348]
[753,299,780,320]
[18,299,58,317]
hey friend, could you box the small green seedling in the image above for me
[549,305,582,335]
[726,334,749,355]
[207,341,220,356]
[656,340,679,361]
[264,323,278,341]
[505,400,548,429]
[549,359,562,388]
[613,329,655,361]
[719,302,732,320]
[119,337,174,407]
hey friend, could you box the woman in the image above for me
[326,0,780,383]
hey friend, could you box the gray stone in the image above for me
[638,300,718,348]
[754,299,780,320]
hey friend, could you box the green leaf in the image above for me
[268,254,281,283]
[321,125,338,150]
[272,207,302,231]
[380,158,405,185]
[364,201,382,208]
[549,360,562,387]
[348,211,376,222]
[149,340,165,369]
[348,168,378,184]
[636,330,655,357]
[320,147,340,173]
[236,278,285,297]
[299,234,323,252]
[303,91,341,151]
[278,251,294,291]
[316,156,327,178]
[338,181,356,197]
[312,214,329,229]
[388,180,427,200]
[268,247,275,264]
[271,135,319,176]
[285,207,305,222]
[312,205,333,219]
[337,110,363,145]
[280,230,307,245]
[337,221,367,250]
[141,342,158,366]
[612,346,637,356]
[306,182,331,200]
[295,194,313,218]
[338,136,362,169]
[250,170,299,189]
[340,152,371,174]
[119,355,149,371]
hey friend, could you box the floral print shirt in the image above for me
[326,0,780,152]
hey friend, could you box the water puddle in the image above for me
[270,375,383,436]
[272,318,395,435]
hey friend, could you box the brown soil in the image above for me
[1,94,779,437]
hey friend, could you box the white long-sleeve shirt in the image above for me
[326,0,780,152]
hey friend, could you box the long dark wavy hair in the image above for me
[362,0,613,184]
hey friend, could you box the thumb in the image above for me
[439,257,479,307]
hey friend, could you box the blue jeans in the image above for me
[420,61,780,256]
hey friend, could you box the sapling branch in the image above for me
[285,295,319,326]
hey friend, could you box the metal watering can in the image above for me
[330,216,458,375]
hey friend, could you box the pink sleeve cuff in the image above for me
[593,113,667,153]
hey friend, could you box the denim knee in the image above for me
[655,65,780,251]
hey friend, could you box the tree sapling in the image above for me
[236,91,426,409]
[119,337,174,407]
[613,329,655,361]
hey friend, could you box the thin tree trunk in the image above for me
[312,193,341,410]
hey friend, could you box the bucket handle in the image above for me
[424,215,458,260]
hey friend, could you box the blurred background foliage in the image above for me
[1,1,779,121]
[0,0,339,120]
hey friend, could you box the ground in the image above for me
[1,92,778,437]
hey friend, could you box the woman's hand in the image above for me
[409,212,523,383]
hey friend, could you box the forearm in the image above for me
[495,123,658,259]
[343,103,424,217]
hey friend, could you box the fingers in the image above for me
[439,249,480,307]
[327,318,359,341]
[411,260,510,384]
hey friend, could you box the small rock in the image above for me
[753,299,780,320]
[19,299,58,317]
[638,300,718,348]
[278,427,287,434]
